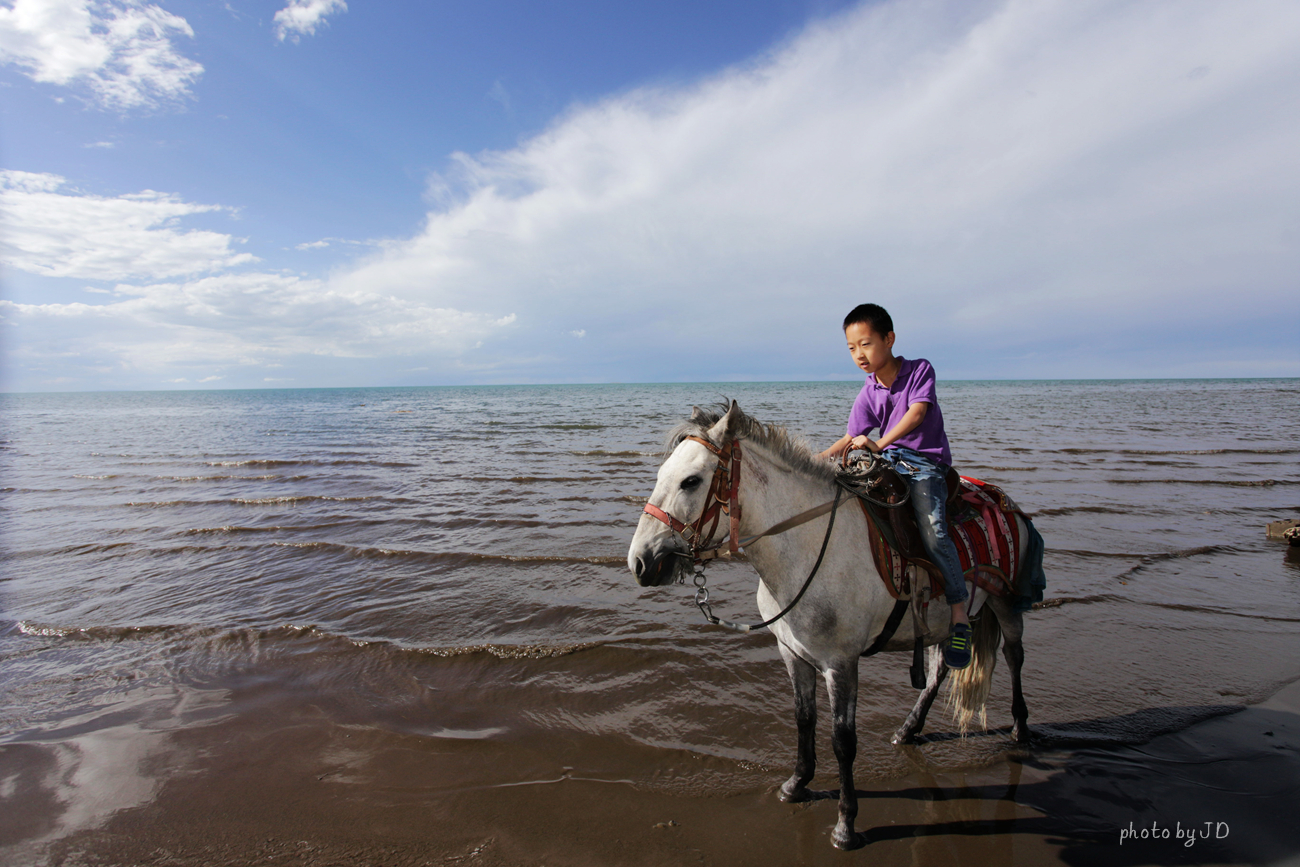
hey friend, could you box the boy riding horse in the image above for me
[819,303,972,669]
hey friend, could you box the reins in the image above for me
[641,432,929,664]
[642,435,872,633]
[690,485,843,633]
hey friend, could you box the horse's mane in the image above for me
[665,401,837,482]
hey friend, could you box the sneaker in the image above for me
[944,622,972,670]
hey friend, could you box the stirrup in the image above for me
[944,622,972,670]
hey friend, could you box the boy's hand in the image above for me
[850,435,881,454]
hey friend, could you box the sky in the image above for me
[2,0,1298,392]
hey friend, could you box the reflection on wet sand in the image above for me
[2,672,1296,866]
[0,684,228,862]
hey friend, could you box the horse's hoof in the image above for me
[890,728,918,746]
[1012,723,1031,744]
[831,826,866,850]
[779,784,813,803]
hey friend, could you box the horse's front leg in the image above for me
[777,643,818,803]
[826,662,865,850]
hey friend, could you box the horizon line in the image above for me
[4,375,1299,397]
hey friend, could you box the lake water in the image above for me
[2,380,1298,863]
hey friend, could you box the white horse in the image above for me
[627,402,1032,850]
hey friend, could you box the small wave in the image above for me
[181,525,292,536]
[126,499,208,508]
[1050,549,1148,560]
[5,541,136,560]
[1138,601,1300,624]
[17,621,178,640]
[123,494,392,508]
[233,495,383,505]
[539,423,606,430]
[1032,594,1123,609]
[179,521,369,536]
[1113,545,1238,580]
[508,476,613,484]
[72,474,118,480]
[426,516,632,531]
[460,476,606,485]
[412,642,601,659]
[1055,446,1298,457]
[1033,595,1300,624]
[204,459,416,469]
[12,620,602,663]
[1035,505,1139,517]
[164,474,279,482]
[1120,447,1300,456]
[270,540,626,567]
[570,450,655,458]
[1107,478,1293,487]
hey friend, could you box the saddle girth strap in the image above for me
[861,599,909,657]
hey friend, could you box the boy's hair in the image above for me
[843,303,893,336]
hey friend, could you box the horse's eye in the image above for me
[680,475,702,491]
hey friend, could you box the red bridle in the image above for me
[642,435,743,558]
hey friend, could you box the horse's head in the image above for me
[627,401,746,586]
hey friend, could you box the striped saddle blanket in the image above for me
[861,477,1029,602]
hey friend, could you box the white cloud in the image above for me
[0,0,202,110]
[273,0,346,42]
[2,271,516,385]
[331,0,1300,380]
[0,170,256,281]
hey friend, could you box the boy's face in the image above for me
[845,322,896,376]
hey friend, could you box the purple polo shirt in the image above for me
[847,357,952,466]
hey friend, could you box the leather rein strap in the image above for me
[642,435,909,651]
[644,434,842,562]
[642,435,744,557]
[641,434,848,634]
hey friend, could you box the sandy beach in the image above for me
[4,676,1295,867]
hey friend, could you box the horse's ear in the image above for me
[706,399,744,444]
[690,406,708,424]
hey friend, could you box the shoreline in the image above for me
[5,679,1297,867]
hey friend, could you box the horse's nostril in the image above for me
[634,556,646,578]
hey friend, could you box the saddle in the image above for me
[837,454,1025,603]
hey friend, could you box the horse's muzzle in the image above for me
[630,545,684,587]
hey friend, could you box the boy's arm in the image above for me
[869,401,928,452]
[818,433,853,460]
[844,402,928,453]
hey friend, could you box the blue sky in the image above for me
[2,0,1298,391]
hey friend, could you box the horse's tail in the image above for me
[946,611,1001,733]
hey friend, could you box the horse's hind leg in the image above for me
[891,645,949,745]
[991,600,1030,743]
[777,643,819,803]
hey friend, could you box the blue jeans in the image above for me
[880,447,968,605]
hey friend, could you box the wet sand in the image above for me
[5,679,1297,867]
